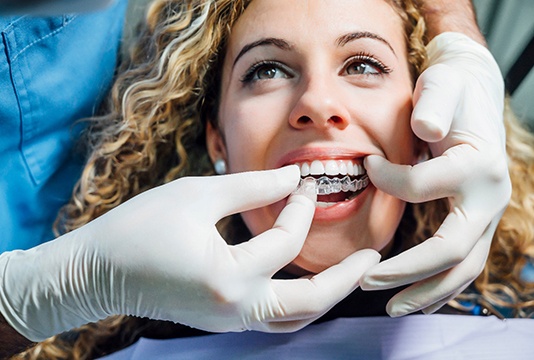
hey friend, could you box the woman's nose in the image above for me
[288,77,350,131]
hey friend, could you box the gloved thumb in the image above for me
[411,64,462,143]
[202,165,302,220]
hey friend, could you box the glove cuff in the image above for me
[425,32,503,85]
[0,250,46,341]
[0,235,110,342]
[0,251,30,341]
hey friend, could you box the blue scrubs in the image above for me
[0,0,128,252]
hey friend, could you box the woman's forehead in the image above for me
[227,0,406,59]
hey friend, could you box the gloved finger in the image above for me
[385,271,468,317]
[383,238,491,317]
[392,285,468,318]
[411,64,462,143]
[360,207,492,290]
[266,249,381,323]
[198,165,301,221]
[256,318,316,333]
[161,165,299,217]
[233,185,316,275]
[420,288,465,315]
[255,250,380,333]
[385,224,495,316]
[386,241,490,317]
[364,148,474,202]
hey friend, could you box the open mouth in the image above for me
[296,159,370,208]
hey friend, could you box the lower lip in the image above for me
[313,185,373,222]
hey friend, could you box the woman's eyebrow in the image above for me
[336,31,396,57]
[233,37,294,66]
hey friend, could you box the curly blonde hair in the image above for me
[15,0,534,358]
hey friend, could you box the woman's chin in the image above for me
[287,232,394,276]
[288,250,352,275]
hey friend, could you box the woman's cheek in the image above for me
[369,193,406,250]
[241,206,278,237]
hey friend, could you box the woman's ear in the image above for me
[206,121,227,164]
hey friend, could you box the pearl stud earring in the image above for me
[214,159,227,175]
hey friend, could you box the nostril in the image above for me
[297,116,312,125]
[329,115,343,124]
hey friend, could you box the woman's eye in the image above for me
[256,65,285,79]
[346,61,380,75]
[241,61,291,83]
[343,55,391,77]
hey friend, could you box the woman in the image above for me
[204,0,419,274]
[17,0,533,358]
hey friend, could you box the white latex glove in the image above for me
[360,32,511,316]
[0,165,380,342]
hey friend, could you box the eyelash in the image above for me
[240,52,392,84]
[343,52,392,75]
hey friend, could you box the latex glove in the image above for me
[360,32,511,316]
[0,166,380,341]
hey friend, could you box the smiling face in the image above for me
[206,0,417,274]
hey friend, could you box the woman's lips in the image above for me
[273,148,373,221]
[269,180,372,223]
[269,157,372,222]
[313,184,372,222]
[293,159,370,207]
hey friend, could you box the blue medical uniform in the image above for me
[0,0,128,252]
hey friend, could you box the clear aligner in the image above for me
[299,175,370,195]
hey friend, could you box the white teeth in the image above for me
[338,160,347,175]
[324,160,338,176]
[316,201,339,208]
[300,162,310,177]
[310,160,325,175]
[297,159,365,178]
[294,159,369,197]
[347,163,354,176]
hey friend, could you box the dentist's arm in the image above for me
[420,0,486,45]
[361,0,511,316]
[0,167,379,358]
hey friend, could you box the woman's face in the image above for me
[207,0,416,274]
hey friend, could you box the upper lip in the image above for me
[276,147,368,168]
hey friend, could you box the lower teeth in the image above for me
[316,189,360,208]
[316,202,338,208]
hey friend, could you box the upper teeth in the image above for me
[297,160,365,177]
[301,175,369,195]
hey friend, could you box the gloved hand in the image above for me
[360,32,511,316]
[0,165,380,341]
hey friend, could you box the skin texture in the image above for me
[419,0,486,45]
[207,0,417,274]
